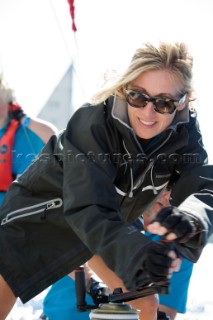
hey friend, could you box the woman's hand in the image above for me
[143,189,171,230]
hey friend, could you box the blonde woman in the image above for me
[0,41,212,320]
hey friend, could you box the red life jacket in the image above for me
[0,119,19,191]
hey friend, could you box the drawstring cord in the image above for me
[129,167,134,198]
[150,165,158,195]
[122,140,134,198]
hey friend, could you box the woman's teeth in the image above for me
[140,120,155,126]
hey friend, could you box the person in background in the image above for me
[0,41,212,320]
[143,190,193,319]
[0,73,59,316]
[0,74,58,205]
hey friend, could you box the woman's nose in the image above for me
[141,101,156,114]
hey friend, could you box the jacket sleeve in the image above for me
[62,107,153,291]
[170,114,213,262]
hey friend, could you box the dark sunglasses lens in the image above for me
[126,91,147,108]
[155,100,176,114]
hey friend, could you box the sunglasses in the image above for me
[125,89,187,114]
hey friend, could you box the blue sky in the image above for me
[0,0,213,160]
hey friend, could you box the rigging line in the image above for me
[21,124,37,155]
[48,0,86,100]
[49,0,73,58]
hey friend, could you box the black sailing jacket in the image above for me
[1,96,213,295]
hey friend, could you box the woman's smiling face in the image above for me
[127,69,186,141]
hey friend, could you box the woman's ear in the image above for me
[177,102,186,111]
[177,93,190,111]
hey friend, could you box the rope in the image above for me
[49,0,86,103]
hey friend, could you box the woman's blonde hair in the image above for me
[0,74,16,104]
[91,41,193,105]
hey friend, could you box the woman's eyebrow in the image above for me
[129,86,176,99]
[128,85,147,93]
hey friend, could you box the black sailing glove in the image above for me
[9,103,26,123]
[153,206,208,249]
[86,276,110,306]
[122,240,175,292]
[136,240,174,289]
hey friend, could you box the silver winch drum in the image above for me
[89,302,140,320]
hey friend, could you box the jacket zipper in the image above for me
[1,198,63,226]
[148,130,173,158]
[132,130,173,191]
